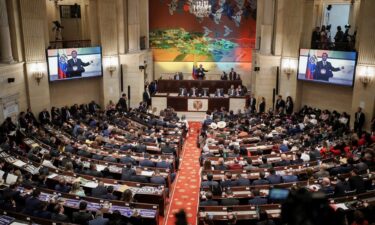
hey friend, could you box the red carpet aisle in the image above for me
[164,122,202,225]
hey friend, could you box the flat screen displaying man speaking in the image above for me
[297,49,357,86]
[47,46,103,82]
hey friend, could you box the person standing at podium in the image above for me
[229,68,237,80]
[174,72,183,80]
[196,64,208,80]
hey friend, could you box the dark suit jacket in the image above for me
[67,58,90,77]
[259,101,265,113]
[200,199,219,206]
[72,211,93,224]
[229,71,237,80]
[252,179,270,185]
[275,99,285,111]
[248,98,256,111]
[221,198,240,206]
[91,186,108,198]
[267,175,282,184]
[38,111,50,124]
[131,175,149,183]
[23,197,41,215]
[51,213,69,222]
[88,217,109,225]
[121,168,136,181]
[140,159,155,167]
[249,197,268,205]
[150,176,166,185]
[354,112,365,127]
[117,98,127,111]
[314,61,340,81]
[349,175,366,193]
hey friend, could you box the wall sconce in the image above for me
[358,66,373,87]
[107,57,117,76]
[30,63,44,85]
[282,58,294,79]
[139,60,147,72]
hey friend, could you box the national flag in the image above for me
[192,58,198,80]
[305,52,316,80]
[58,52,68,79]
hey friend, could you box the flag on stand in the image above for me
[305,51,316,80]
[192,62,198,80]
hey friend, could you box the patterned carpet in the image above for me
[164,122,202,225]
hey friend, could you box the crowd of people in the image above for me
[311,24,356,50]
[0,97,189,225]
[198,102,374,225]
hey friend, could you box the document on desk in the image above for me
[266,209,281,214]
[5,173,18,185]
[84,181,99,188]
[169,93,178,97]
[47,173,58,179]
[96,164,107,172]
[141,171,154,177]
[13,160,26,168]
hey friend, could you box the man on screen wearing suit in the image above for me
[67,50,93,78]
[314,52,343,81]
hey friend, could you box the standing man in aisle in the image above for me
[117,93,128,112]
[354,107,365,136]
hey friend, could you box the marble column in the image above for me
[0,0,13,63]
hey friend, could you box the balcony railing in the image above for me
[49,39,91,49]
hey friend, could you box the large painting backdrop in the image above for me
[149,0,256,62]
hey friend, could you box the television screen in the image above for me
[298,49,357,86]
[47,46,102,82]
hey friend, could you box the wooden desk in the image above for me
[161,96,246,112]
[157,80,242,93]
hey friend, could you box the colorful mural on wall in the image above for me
[149,0,257,62]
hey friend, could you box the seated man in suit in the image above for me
[201,174,219,188]
[252,171,270,185]
[23,189,42,215]
[267,168,282,184]
[121,163,136,181]
[130,167,150,183]
[214,88,224,97]
[72,201,94,224]
[88,211,109,225]
[221,189,240,206]
[150,170,166,185]
[228,85,236,97]
[101,186,118,200]
[201,88,209,97]
[139,154,155,167]
[190,87,199,97]
[236,173,251,186]
[249,189,268,205]
[91,181,108,198]
[51,204,69,222]
[200,191,219,206]
[235,85,244,96]
[178,87,188,96]
[221,172,238,188]
[281,172,298,183]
